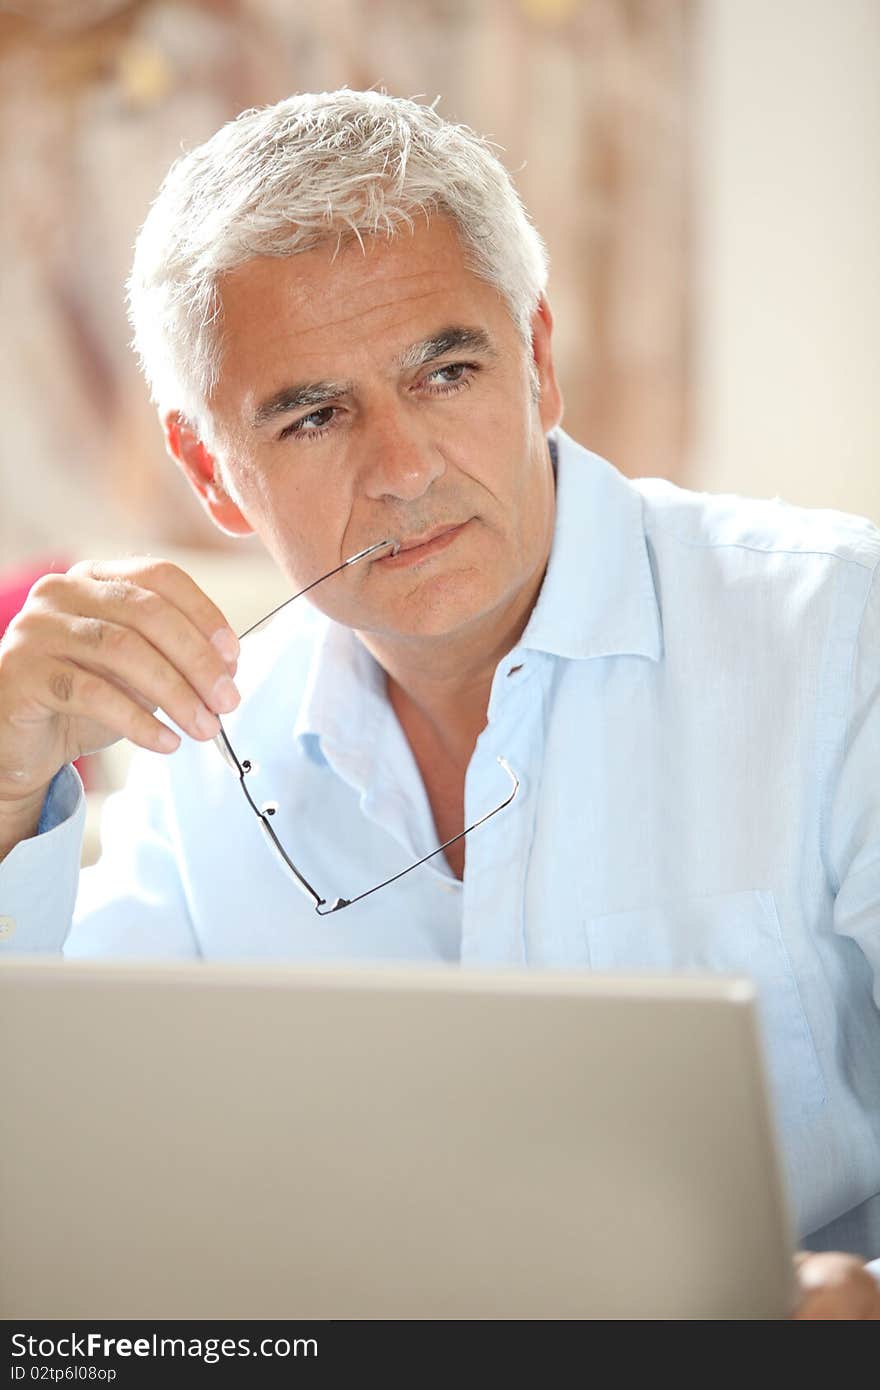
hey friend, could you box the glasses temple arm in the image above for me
[237,538,400,641]
[315,757,519,915]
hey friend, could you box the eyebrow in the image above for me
[396,325,496,371]
[250,325,496,431]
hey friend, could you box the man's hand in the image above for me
[0,558,240,856]
[791,1251,880,1318]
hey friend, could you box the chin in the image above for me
[366,570,497,640]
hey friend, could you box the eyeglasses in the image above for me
[213,539,520,914]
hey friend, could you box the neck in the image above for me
[358,558,547,764]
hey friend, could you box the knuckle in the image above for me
[102,621,133,656]
[140,558,176,587]
[153,661,187,702]
[26,572,64,605]
[130,704,154,735]
[76,616,106,649]
[105,579,135,605]
[133,588,165,623]
[0,625,25,670]
[66,559,96,580]
[160,621,204,676]
[189,697,206,726]
[197,641,224,682]
[1,609,34,648]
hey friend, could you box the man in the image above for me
[0,90,878,1316]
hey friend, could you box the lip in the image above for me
[376,521,469,569]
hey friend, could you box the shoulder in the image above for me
[633,475,880,578]
[628,478,880,669]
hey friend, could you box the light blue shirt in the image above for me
[2,429,879,1258]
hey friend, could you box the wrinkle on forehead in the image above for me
[278,289,469,356]
[220,215,470,325]
[211,216,513,434]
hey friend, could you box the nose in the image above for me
[359,409,446,503]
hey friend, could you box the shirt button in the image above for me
[0,915,16,941]
[507,664,523,678]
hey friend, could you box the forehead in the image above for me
[214,217,511,399]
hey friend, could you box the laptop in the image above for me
[0,958,796,1319]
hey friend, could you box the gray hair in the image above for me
[126,88,549,429]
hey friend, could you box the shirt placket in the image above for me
[459,650,549,965]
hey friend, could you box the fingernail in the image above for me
[194,704,221,737]
[211,674,240,715]
[211,628,239,664]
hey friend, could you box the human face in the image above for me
[205,216,562,645]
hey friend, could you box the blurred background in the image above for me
[0,0,877,852]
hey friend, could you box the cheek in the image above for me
[245,464,359,582]
[441,396,529,492]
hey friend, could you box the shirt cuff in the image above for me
[38,763,82,834]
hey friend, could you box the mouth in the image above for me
[376,521,470,569]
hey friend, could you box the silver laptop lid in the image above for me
[0,959,796,1319]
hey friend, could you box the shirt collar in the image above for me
[519,428,663,663]
[294,427,663,758]
[293,613,385,768]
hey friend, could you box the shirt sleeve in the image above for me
[830,561,880,1001]
[0,765,86,953]
[0,753,200,959]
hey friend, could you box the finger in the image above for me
[792,1253,880,1319]
[31,574,240,727]
[57,616,229,742]
[37,656,181,755]
[67,558,239,659]
[793,1286,880,1319]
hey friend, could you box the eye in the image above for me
[277,407,337,442]
[422,361,477,392]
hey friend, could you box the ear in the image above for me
[530,296,564,433]
[163,412,254,537]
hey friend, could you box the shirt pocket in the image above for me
[584,889,825,1123]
